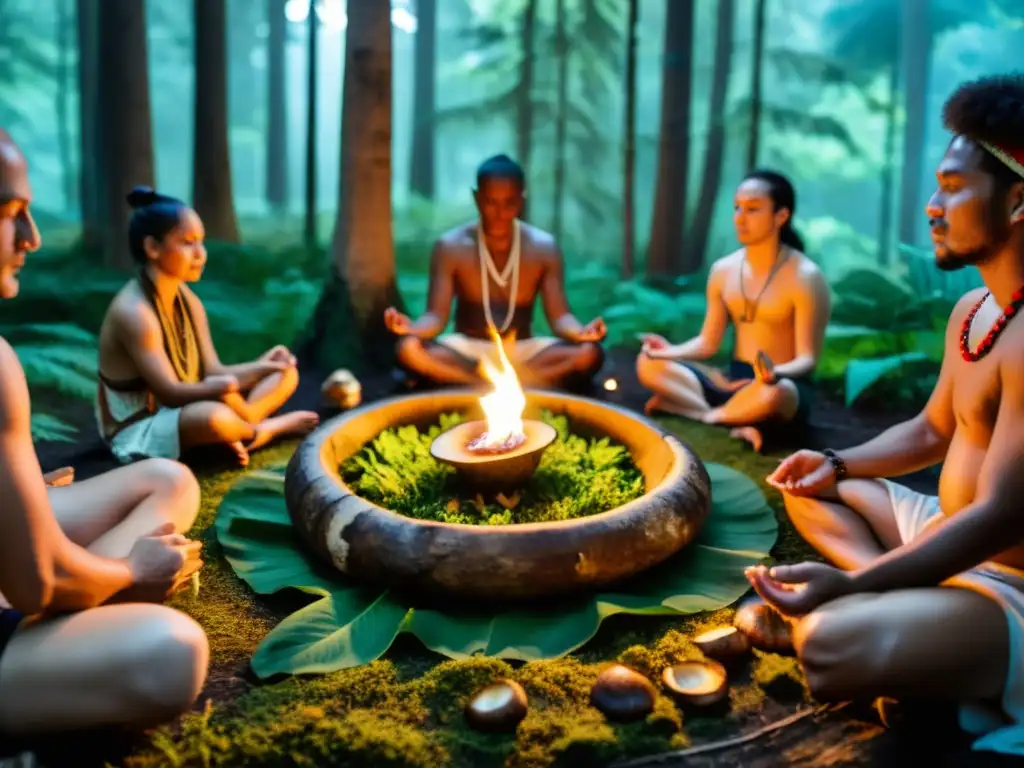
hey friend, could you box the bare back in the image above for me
[98,281,212,388]
[429,221,569,340]
[98,281,155,384]
[710,248,828,367]
[930,288,1024,567]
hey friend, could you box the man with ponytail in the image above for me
[0,130,210,738]
[636,170,831,452]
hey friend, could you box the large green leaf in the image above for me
[216,462,777,678]
[251,590,411,678]
[845,351,930,406]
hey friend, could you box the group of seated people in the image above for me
[386,155,827,455]
[3,73,1024,759]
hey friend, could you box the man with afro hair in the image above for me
[744,74,1024,756]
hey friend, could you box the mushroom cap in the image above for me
[464,679,529,731]
[733,599,793,652]
[662,660,728,706]
[590,664,657,722]
[693,625,751,658]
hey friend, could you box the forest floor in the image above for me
[9,347,1019,768]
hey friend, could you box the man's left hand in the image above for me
[262,345,297,367]
[746,562,853,616]
[576,317,606,343]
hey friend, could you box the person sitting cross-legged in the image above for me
[384,154,606,390]
[750,75,1024,757]
[96,186,319,467]
[636,170,831,453]
[0,128,209,737]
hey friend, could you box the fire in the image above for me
[467,332,527,454]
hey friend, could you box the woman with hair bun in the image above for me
[95,186,318,465]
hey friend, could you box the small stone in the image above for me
[662,660,729,706]
[733,598,793,652]
[590,664,657,722]
[465,679,528,732]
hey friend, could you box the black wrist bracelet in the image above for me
[822,449,848,482]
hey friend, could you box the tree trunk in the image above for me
[97,0,155,270]
[646,0,694,277]
[76,0,102,251]
[298,0,404,375]
[746,0,767,171]
[621,0,639,279]
[56,0,74,213]
[687,0,735,269]
[898,0,930,250]
[878,55,900,266]
[517,0,537,219]
[409,0,436,200]
[266,0,288,212]
[551,0,568,240]
[193,0,240,242]
[303,0,318,249]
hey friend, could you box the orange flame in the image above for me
[475,330,526,449]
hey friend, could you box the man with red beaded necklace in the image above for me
[742,74,1024,756]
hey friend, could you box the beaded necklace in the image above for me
[959,288,1024,362]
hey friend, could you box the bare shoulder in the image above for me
[0,336,30,431]
[790,252,828,288]
[108,281,160,339]
[708,250,743,280]
[520,223,559,256]
[436,221,476,251]
[948,287,988,329]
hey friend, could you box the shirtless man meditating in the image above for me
[0,130,208,736]
[96,187,318,466]
[384,155,606,389]
[749,76,1024,755]
[636,170,831,453]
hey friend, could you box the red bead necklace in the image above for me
[960,288,1024,362]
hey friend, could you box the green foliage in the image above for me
[341,411,644,525]
[215,461,777,678]
[29,411,78,442]
[0,321,98,401]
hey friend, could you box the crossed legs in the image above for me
[635,356,799,451]
[396,336,603,389]
[178,366,318,465]
[0,460,209,734]
[781,482,1009,705]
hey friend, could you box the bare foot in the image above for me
[229,441,251,466]
[729,426,764,452]
[246,410,320,453]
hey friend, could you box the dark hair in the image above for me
[476,154,525,190]
[126,185,188,265]
[941,74,1024,195]
[742,169,805,251]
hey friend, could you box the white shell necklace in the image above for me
[478,219,522,334]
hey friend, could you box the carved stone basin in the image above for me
[284,389,711,602]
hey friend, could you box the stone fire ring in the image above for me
[284,389,711,602]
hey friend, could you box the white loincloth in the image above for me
[882,480,1024,756]
[95,386,182,463]
[437,333,560,366]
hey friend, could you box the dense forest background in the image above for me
[3,0,1024,443]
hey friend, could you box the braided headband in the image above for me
[979,140,1024,179]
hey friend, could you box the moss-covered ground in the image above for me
[72,417,819,768]
[20,418,829,768]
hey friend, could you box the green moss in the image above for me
[339,411,644,525]
[114,417,823,768]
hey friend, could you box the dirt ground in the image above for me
[25,349,1019,768]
